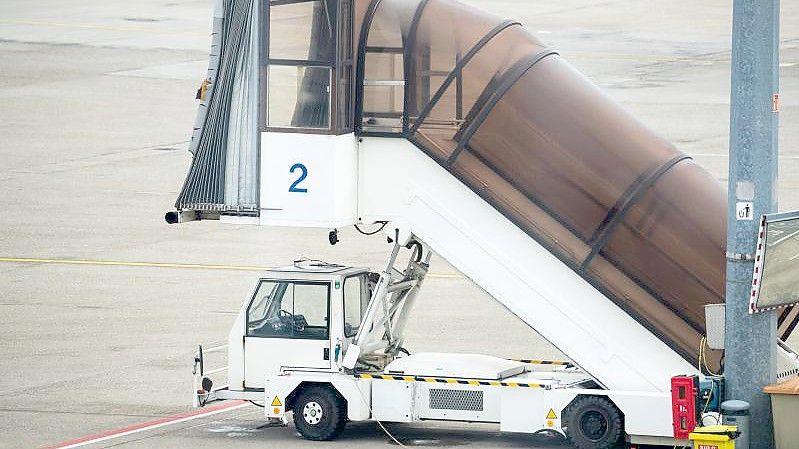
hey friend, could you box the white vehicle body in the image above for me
[192,235,683,446]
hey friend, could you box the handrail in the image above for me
[354,0,384,132]
[409,20,521,135]
[402,0,432,133]
[193,343,229,407]
[447,49,558,165]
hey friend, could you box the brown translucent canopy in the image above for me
[353,0,793,371]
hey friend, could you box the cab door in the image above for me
[244,279,331,389]
[342,273,370,355]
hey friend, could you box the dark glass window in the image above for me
[413,25,544,160]
[337,0,354,130]
[265,0,354,133]
[598,161,726,330]
[359,0,421,133]
[268,65,331,128]
[451,150,591,266]
[465,56,683,242]
[355,0,731,369]
[269,1,335,62]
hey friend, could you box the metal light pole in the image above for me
[724,0,780,447]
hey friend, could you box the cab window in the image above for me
[247,280,330,340]
[343,274,370,338]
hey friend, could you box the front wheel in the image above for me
[292,386,347,441]
[563,396,623,449]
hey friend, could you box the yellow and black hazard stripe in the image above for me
[512,359,574,368]
[354,373,545,389]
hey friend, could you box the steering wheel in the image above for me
[278,309,306,333]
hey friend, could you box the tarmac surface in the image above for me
[0,0,797,448]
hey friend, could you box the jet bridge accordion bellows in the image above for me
[176,0,259,213]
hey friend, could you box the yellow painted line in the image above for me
[427,272,462,279]
[0,257,462,278]
[0,257,267,272]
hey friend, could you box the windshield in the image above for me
[247,280,330,340]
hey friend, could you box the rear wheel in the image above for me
[292,386,347,441]
[563,396,623,449]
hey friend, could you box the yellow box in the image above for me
[688,425,739,449]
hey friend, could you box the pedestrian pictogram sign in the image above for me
[271,396,282,407]
[736,202,754,221]
[546,408,557,420]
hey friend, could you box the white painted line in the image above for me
[771,229,799,246]
[43,401,249,449]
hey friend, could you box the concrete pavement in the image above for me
[0,0,797,448]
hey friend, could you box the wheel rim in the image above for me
[579,410,608,442]
[302,401,324,425]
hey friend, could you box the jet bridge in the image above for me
[169,0,798,393]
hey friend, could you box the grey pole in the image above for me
[724,0,780,447]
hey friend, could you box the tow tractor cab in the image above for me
[233,262,374,388]
[194,233,685,448]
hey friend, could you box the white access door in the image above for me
[243,280,332,388]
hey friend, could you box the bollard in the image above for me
[722,400,750,449]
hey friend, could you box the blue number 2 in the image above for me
[288,163,308,193]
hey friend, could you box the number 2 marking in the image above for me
[289,163,308,193]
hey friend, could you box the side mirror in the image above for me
[342,344,361,370]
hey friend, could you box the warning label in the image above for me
[271,396,282,407]
[546,409,557,420]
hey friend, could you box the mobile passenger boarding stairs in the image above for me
[172,0,799,447]
[190,230,710,448]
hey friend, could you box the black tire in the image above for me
[292,386,347,441]
[563,396,623,449]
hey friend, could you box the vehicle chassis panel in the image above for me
[260,371,675,439]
